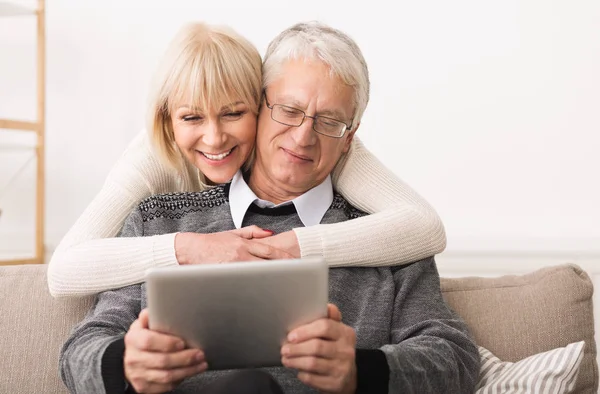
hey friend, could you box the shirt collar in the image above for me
[228,170,334,229]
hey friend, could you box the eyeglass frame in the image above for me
[263,91,352,138]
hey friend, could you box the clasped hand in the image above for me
[175,226,300,264]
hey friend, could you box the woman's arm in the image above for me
[47,131,182,298]
[293,136,446,267]
[47,132,290,298]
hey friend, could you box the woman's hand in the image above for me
[253,230,301,259]
[174,226,294,265]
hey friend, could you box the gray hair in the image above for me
[263,21,370,129]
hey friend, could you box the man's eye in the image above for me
[282,108,301,116]
[319,118,341,128]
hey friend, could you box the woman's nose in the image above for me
[202,120,226,147]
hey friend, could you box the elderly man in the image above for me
[60,22,480,394]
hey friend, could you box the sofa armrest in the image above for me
[441,263,597,394]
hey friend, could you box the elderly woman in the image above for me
[47,22,446,298]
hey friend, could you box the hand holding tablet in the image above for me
[145,258,328,370]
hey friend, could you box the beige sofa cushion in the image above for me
[441,263,598,394]
[0,263,597,393]
[0,265,94,394]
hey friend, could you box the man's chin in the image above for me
[271,173,313,194]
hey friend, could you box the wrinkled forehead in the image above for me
[266,59,356,121]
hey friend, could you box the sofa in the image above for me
[0,263,597,393]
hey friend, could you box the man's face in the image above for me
[255,59,356,194]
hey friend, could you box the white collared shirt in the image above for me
[228,170,334,229]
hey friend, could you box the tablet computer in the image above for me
[145,258,328,370]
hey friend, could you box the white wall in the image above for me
[1,0,599,262]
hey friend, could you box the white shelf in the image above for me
[0,0,44,266]
[0,1,37,17]
[0,143,36,151]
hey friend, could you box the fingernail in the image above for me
[262,228,274,234]
[287,332,297,342]
[177,341,185,350]
[198,362,208,371]
[195,352,204,362]
[281,346,289,356]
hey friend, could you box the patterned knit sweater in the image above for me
[59,185,479,394]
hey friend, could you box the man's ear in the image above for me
[342,123,359,153]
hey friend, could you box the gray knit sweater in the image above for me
[59,184,479,394]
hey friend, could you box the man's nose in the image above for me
[291,116,317,147]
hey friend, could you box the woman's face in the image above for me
[172,101,257,185]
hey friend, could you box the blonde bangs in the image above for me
[167,29,262,115]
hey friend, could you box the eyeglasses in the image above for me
[264,93,351,138]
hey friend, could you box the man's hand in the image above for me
[281,304,357,393]
[123,309,207,393]
[253,230,301,259]
[175,226,294,265]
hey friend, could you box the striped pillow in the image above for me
[476,341,585,394]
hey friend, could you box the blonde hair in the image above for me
[147,22,262,173]
[263,21,369,129]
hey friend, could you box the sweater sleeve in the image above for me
[293,137,447,267]
[59,209,146,393]
[380,258,480,393]
[59,284,142,394]
[47,131,181,298]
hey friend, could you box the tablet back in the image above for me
[145,258,328,370]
